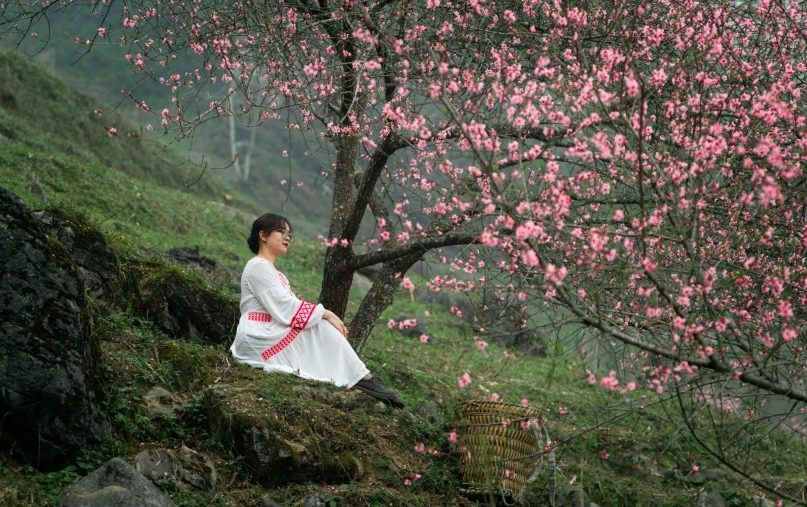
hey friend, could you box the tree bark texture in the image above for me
[348,252,423,354]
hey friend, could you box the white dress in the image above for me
[230,257,370,388]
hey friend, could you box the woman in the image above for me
[230,213,403,406]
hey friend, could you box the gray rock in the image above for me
[259,498,285,507]
[165,246,217,271]
[696,491,726,507]
[398,410,418,423]
[59,457,175,507]
[554,484,587,507]
[0,187,108,471]
[135,446,217,492]
[303,495,325,507]
[33,209,125,307]
[136,266,239,345]
[141,387,185,419]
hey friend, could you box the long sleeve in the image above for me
[246,260,325,329]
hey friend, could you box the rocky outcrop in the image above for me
[32,206,238,345]
[136,266,239,345]
[204,384,366,486]
[141,387,185,420]
[0,187,108,471]
[59,457,176,507]
[34,208,125,308]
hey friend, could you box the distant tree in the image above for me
[6,1,807,500]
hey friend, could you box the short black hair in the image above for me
[247,213,293,254]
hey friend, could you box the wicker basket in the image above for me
[455,401,543,502]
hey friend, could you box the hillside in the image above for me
[4,13,337,233]
[0,45,805,507]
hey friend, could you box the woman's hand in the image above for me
[323,310,349,339]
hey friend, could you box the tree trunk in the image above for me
[318,246,354,320]
[242,126,257,182]
[348,253,422,354]
[228,114,242,179]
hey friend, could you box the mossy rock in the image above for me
[136,265,238,345]
[158,341,221,391]
[0,186,108,471]
[204,384,364,486]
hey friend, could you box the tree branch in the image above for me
[350,233,478,270]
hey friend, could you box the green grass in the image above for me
[0,143,258,271]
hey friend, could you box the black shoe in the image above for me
[353,376,399,401]
[388,396,405,408]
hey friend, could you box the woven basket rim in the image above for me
[456,400,542,419]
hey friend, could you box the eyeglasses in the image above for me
[274,229,295,243]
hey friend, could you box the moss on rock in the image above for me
[136,265,238,345]
[204,384,366,486]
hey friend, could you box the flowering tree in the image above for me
[5,0,807,497]
[385,0,807,498]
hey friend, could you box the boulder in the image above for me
[135,446,217,492]
[141,387,185,420]
[0,187,108,471]
[259,498,286,507]
[205,384,364,486]
[33,208,125,307]
[164,246,217,271]
[59,457,175,507]
[136,266,239,344]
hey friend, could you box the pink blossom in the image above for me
[458,372,472,387]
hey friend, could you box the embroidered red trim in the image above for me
[291,301,316,329]
[261,328,301,361]
[248,312,273,322]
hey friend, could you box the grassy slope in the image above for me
[0,49,806,507]
[6,15,337,233]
